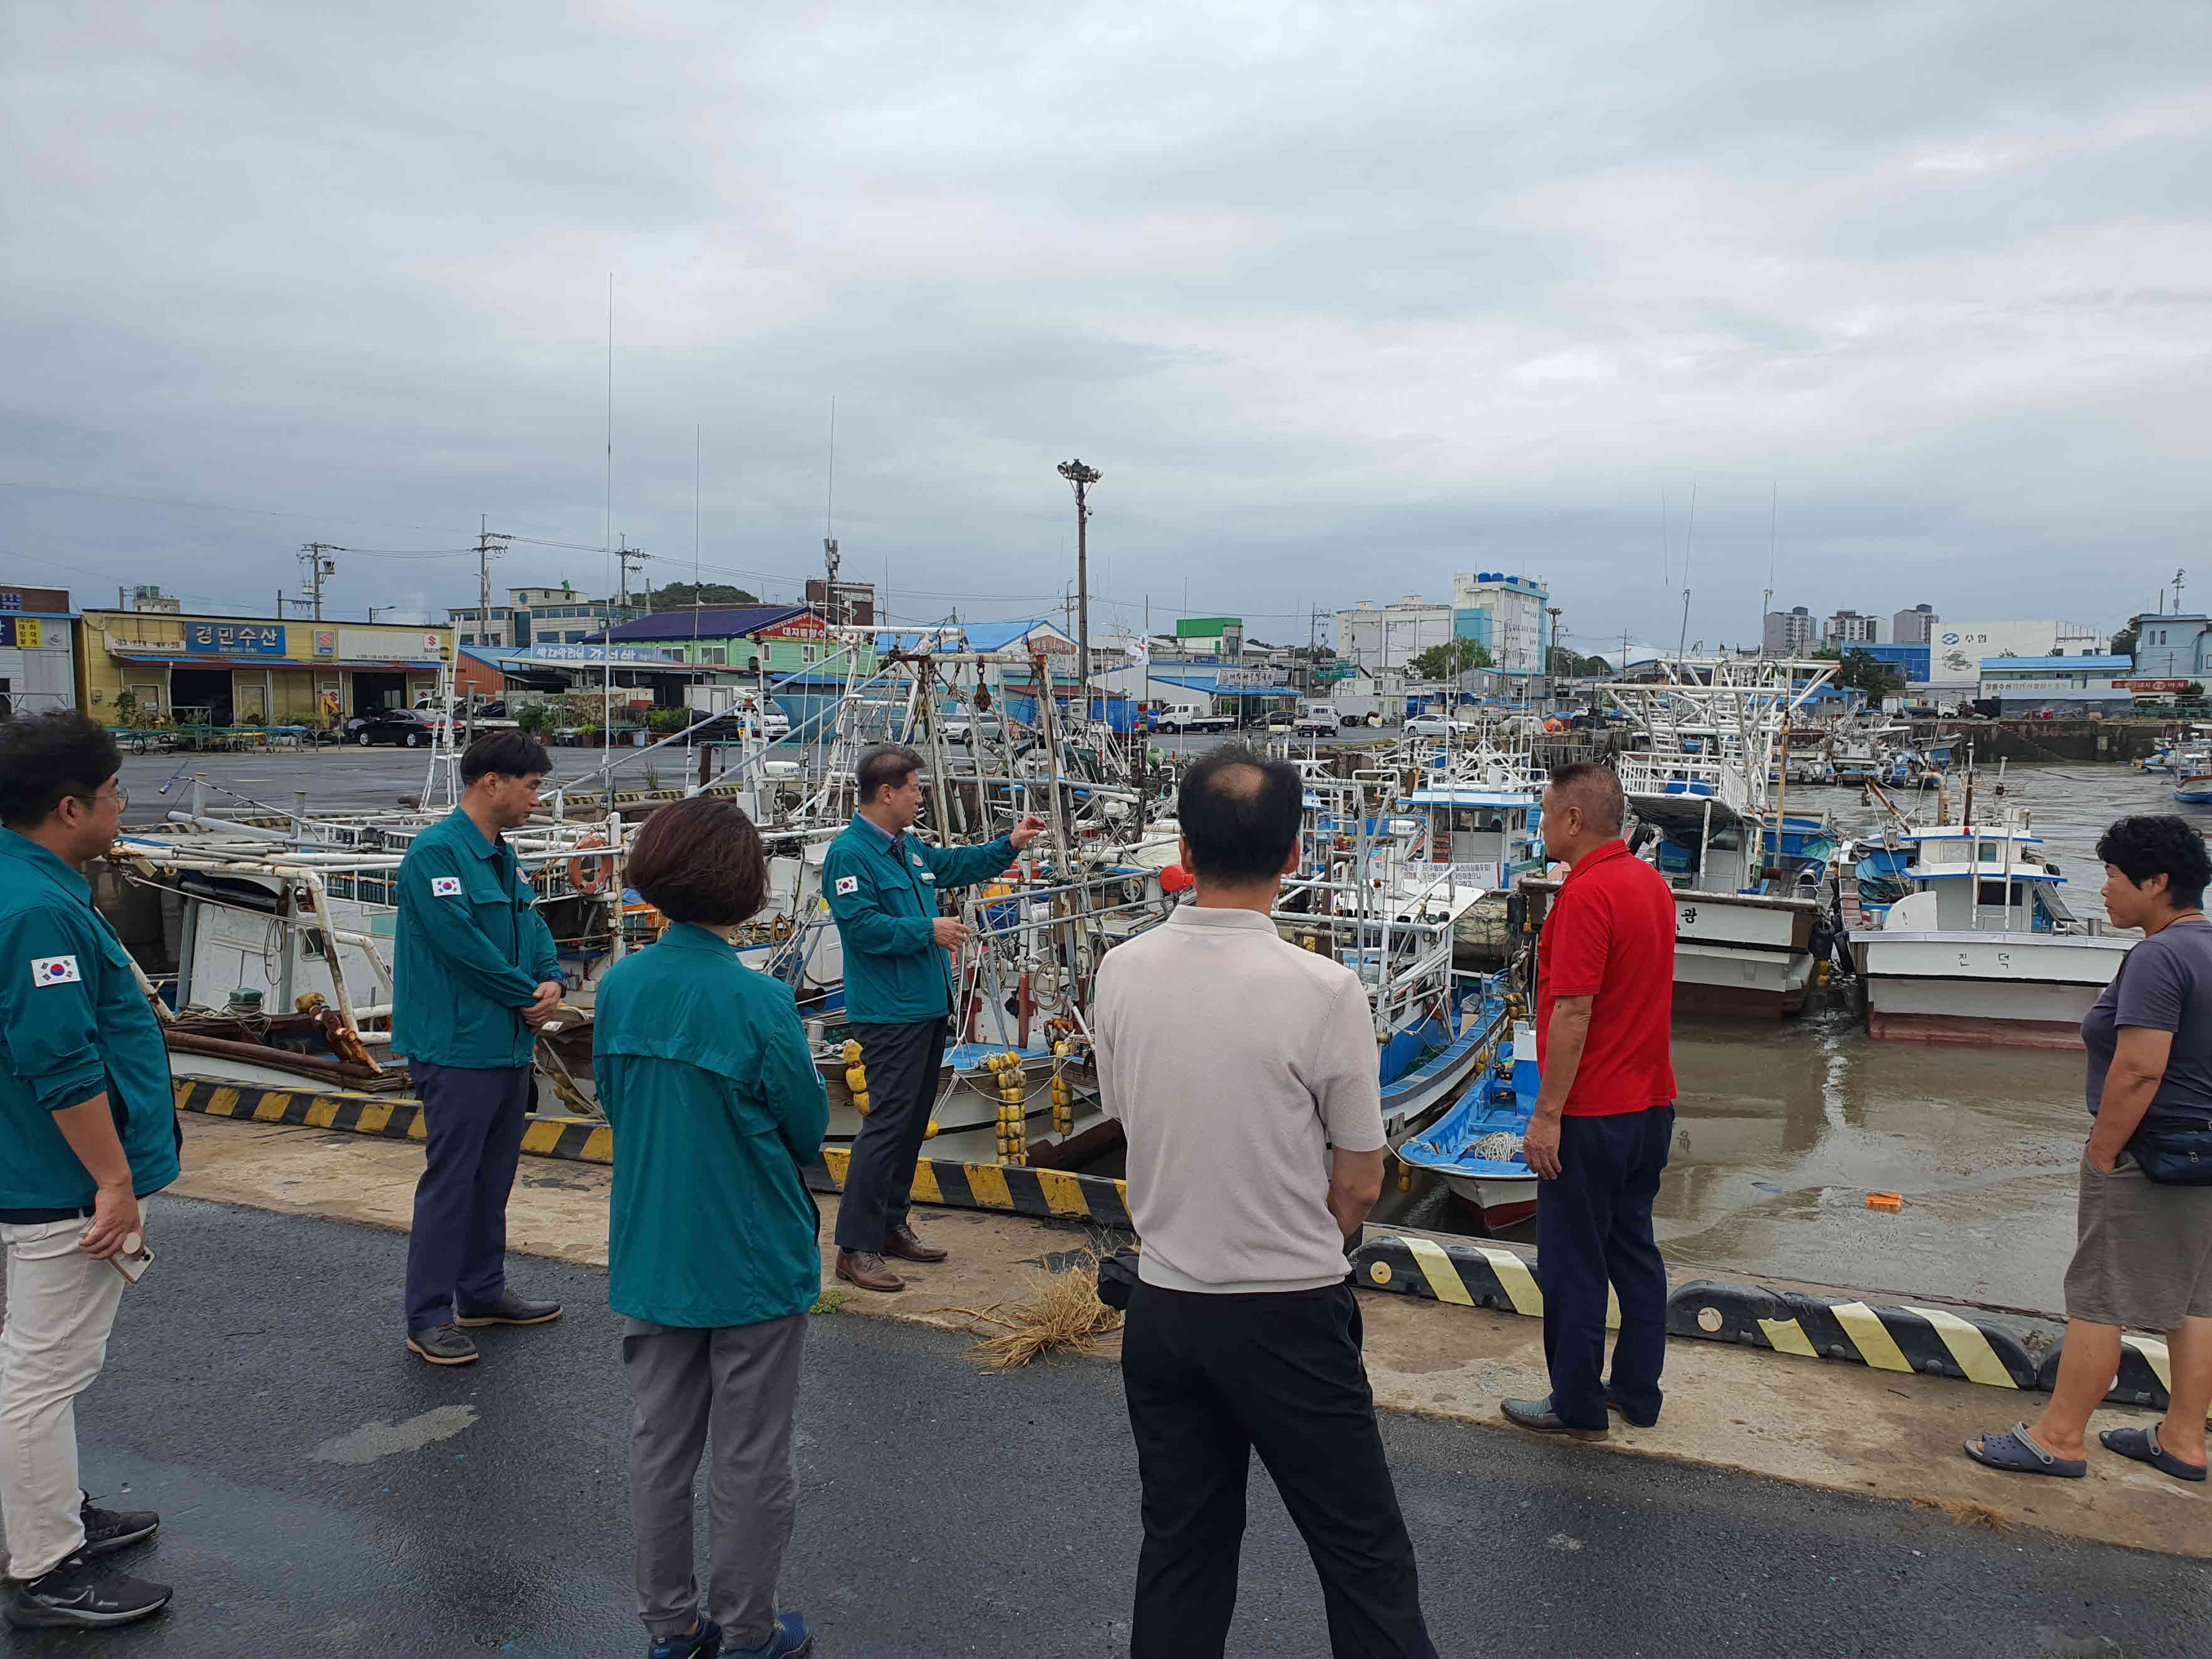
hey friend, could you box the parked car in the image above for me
[1293,701,1341,737]
[1153,701,1235,735]
[944,715,1008,745]
[353,708,448,747]
[1263,708,1296,733]
[1404,714,1480,738]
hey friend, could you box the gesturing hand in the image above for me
[1009,815,1050,852]
[933,916,974,950]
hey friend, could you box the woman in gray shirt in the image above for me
[1967,815,2212,1482]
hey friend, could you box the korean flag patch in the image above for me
[431,876,464,897]
[835,876,859,896]
[30,954,81,988]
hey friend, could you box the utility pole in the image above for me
[616,536,649,612]
[299,544,340,621]
[475,519,511,645]
[1057,458,1102,713]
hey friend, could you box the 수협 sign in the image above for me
[186,622,286,655]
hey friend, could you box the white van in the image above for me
[1294,701,1341,736]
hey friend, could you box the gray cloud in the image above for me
[4,0,2209,654]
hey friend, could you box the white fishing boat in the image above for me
[1848,807,2129,1047]
[1522,658,1840,1018]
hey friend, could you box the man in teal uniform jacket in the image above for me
[824,743,1045,1292]
[0,714,178,1630]
[392,730,568,1366]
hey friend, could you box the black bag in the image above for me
[2131,1124,2212,1186]
[1095,1248,1140,1310]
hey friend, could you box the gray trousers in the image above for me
[623,1312,807,1644]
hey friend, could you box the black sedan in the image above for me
[350,709,449,747]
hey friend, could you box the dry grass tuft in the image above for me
[958,1251,1124,1370]
[1916,1497,2013,1530]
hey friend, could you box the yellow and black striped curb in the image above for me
[1356,1233,1554,1320]
[173,1076,612,1162]
[2039,1333,2208,1419]
[173,1075,1132,1228]
[1355,1237,2042,1392]
[802,1147,1133,1231]
[1667,1278,2040,1390]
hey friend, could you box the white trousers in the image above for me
[0,1217,123,1583]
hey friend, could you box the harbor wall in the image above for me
[1907,718,2163,765]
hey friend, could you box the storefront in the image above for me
[78,610,454,729]
[0,584,80,717]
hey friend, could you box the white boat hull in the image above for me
[1437,1170,1538,1229]
[1853,929,2129,1047]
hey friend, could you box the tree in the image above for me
[1410,638,1494,678]
[2111,625,2138,658]
[1836,648,1906,697]
[650,581,758,609]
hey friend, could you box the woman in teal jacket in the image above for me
[593,797,828,1659]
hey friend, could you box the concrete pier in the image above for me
[4,1112,2199,1655]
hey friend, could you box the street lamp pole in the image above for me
[1057,458,1102,718]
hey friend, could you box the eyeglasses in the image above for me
[78,784,129,811]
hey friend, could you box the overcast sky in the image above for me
[4,1,2208,654]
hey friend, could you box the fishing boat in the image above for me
[2175,767,2212,805]
[1274,767,1504,1145]
[1523,658,1841,1018]
[1846,807,2129,1047]
[1397,1015,1541,1229]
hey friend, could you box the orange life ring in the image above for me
[567,835,611,895]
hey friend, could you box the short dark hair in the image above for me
[460,730,552,787]
[1547,760,1624,835]
[1177,742,1303,882]
[626,797,769,924]
[2096,815,2211,911]
[0,711,121,829]
[857,743,922,803]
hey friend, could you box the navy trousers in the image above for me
[832,1018,949,1253]
[405,1060,532,1333]
[1534,1104,1675,1432]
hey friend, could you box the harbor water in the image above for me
[1378,760,2196,1315]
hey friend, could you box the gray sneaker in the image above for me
[405,1323,479,1366]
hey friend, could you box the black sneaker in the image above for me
[454,1290,562,1328]
[3,1552,173,1630]
[406,1323,480,1365]
[78,1491,160,1556]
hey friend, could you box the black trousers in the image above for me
[1534,1104,1676,1431]
[404,1061,532,1333]
[1121,1279,1437,1659]
[832,1016,949,1253]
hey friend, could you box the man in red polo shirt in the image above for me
[1503,762,1678,1441]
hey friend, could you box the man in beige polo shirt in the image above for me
[1095,743,1437,1659]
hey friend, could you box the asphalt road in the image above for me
[115,742,700,822]
[4,1196,2203,1657]
[112,729,1402,824]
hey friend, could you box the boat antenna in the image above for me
[1675,482,1697,661]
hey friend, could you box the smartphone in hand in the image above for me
[110,1233,154,1285]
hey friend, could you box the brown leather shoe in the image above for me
[835,1249,906,1293]
[882,1222,949,1264]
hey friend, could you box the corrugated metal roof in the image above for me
[596,606,810,641]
